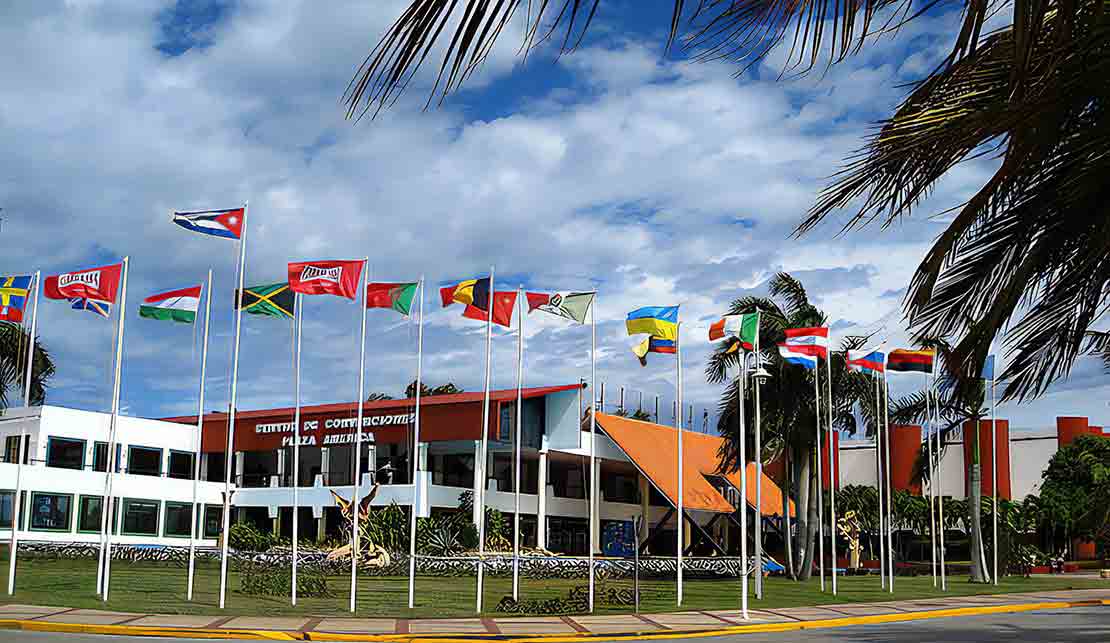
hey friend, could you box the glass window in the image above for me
[46,437,85,470]
[167,451,193,480]
[4,436,28,464]
[127,446,162,476]
[0,491,14,529]
[164,502,192,537]
[121,499,159,536]
[78,496,102,533]
[92,442,122,473]
[29,492,72,531]
[202,505,222,539]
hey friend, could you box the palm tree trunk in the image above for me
[798,450,818,581]
[968,422,986,583]
[783,449,796,579]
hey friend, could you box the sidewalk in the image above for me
[1,588,1107,639]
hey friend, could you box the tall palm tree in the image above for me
[346,0,1109,405]
[705,273,876,580]
[0,322,54,409]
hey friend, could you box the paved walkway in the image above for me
[1,589,1108,638]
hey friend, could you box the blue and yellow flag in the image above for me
[0,275,32,323]
[626,306,679,340]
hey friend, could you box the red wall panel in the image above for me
[962,419,1011,500]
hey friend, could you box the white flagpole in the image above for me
[814,362,825,592]
[826,350,837,595]
[588,295,597,613]
[291,294,303,606]
[883,369,894,593]
[7,270,39,595]
[475,268,494,613]
[100,256,130,601]
[753,310,763,600]
[874,372,886,589]
[407,278,425,609]
[934,369,947,590]
[512,285,524,601]
[676,321,684,606]
[737,358,748,620]
[991,366,998,585]
[926,371,937,587]
[349,258,370,612]
[219,201,249,609]
[187,269,213,601]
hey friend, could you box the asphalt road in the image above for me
[0,607,1106,642]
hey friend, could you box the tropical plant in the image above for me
[227,522,274,552]
[834,485,881,560]
[363,502,410,553]
[706,273,877,580]
[405,381,463,398]
[614,408,653,421]
[0,322,54,410]
[1039,434,1110,557]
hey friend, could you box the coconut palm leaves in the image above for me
[0,322,54,409]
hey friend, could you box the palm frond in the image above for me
[1084,330,1110,369]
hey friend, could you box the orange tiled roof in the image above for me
[595,412,793,517]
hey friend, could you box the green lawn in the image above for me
[0,554,1105,618]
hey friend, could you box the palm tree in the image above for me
[0,322,54,409]
[346,1,1108,405]
[706,273,876,580]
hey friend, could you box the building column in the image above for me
[320,447,330,487]
[234,451,245,486]
[639,474,650,553]
[271,506,280,536]
[536,445,548,550]
[276,449,286,487]
[317,508,327,543]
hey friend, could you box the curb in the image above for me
[0,600,1106,641]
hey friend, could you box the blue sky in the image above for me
[1,1,1106,433]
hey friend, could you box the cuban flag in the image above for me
[778,343,817,369]
[847,346,886,373]
[172,207,244,240]
[782,326,829,359]
[69,297,111,318]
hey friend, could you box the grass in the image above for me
[0,554,1105,619]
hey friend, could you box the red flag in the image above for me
[525,292,551,312]
[288,260,364,300]
[462,291,517,327]
[44,263,123,302]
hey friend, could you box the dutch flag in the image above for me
[778,343,818,369]
[172,207,244,240]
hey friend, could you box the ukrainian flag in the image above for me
[626,306,679,340]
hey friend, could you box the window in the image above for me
[29,492,72,531]
[127,446,162,477]
[0,491,16,529]
[93,442,121,473]
[164,502,193,538]
[46,437,85,470]
[603,471,640,504]
[431,453,474,488]
[4,436,28,464]
[167,451,193,480]
[121,499,160,536]
[78,496,102,533]
[202,505,222,539]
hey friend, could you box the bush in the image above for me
[228,522,273,552]
[238,561,331,598]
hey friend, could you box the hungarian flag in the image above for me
[139,285,201,324]
[462,291,517,327]
[288,260,363,300]
[235,283,295,319]
[366,282,418,315]
[526,291,594,324]
[172,208,244,240]
[44,263,123,303]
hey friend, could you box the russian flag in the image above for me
[847,346,886,373]
[172,207,244,240]
[778,343,817,369]
[783,327,829,359]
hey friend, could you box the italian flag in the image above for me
[139,285,201,324]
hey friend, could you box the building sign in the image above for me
[252,412,416,448]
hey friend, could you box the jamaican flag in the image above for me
[235,282,295,319]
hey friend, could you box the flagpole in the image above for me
[187,269,213,601]
[991,368,998,585]
[512,285,524,601]
[475,268,494,614]
[814,362,825,592]
[349,258,370,612]
[874,372,886,589]
[100,256,129,601]
[934,369,946,590]
[219,201,249,609]
[926,371,937,587]
[826,350,837,595]
[291,294,303,606]
[588,294,597,613]
[407,277,425,609]
[737,358,748,620]
[882,369,894,593]
[676,321,684,607]
[7,270,39,595]
[753,310,763,600]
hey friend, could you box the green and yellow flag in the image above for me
[234,282,295,319]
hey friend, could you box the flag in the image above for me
[0,275,32,322]
[981,354,996,381]
[288,260,364,300]
[172,208,244,240]
[139,285,201,324]
[44,263,123,303]
[69,298,111,318]
[782,327,829,359]
[366,282,418,315]
[709,313,758,350]
[235,283,296,319]
[461,291,517,327]
[632,336,675,367]
[846,347,886,373]
[526,291,594,324]
[626,306,679,340]
[778,343,817,369]
[441,278,490,309]
[887,349,936,374]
